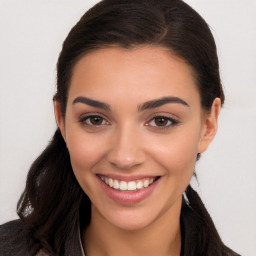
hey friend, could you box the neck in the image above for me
[83,199,182,256]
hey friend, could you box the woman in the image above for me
[0,0,241,255]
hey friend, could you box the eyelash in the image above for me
[78,114,110,127]
[146,115,179,129]
[78,114,179,129]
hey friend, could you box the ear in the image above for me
[198,98,221,153]
[54,100,66,141]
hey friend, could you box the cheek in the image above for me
[172,134,199,166]
[149,127,201,175]
[65,129,108,179]
[65,130,111,202]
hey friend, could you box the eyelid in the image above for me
[145,113,180,129]
[78,113,110,126]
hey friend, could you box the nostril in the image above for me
[107,151,145,170]
[109,157,139,170]
[107,132,146,169]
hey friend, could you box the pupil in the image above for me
[91,116,103,125]
[156,118,167,126]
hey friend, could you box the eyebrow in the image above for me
[72,96,111,111]
[138,96,189,111]
[72,95,189,112]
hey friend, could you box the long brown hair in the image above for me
[17,0,236,255]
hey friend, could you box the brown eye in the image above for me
[89,116,104,125]
[154,117,169,126]
[80,115,108,126]
[147,116,178,128]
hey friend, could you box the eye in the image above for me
[146,116,178,128]
[79,115,109,126]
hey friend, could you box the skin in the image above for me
[55,46,221,256]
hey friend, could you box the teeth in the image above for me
[100,176,157,192]
[127,181,136,191]
[144,179,150,188]
[136,181,143,189]
[119,181,128,191]
[113,180,119,189]
[109,178,113,188]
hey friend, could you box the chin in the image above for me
[107,211,155,231]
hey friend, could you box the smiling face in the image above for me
[55,46,220,231]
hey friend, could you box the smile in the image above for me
[99,175,159,192]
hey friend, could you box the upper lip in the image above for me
[96,174,160,182]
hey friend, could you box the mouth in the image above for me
[98,175,160,192]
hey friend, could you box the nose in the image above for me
[107,126,146,170]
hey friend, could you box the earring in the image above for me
[183,192,190,206]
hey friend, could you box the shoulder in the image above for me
[0,219,30,256]
[0,219,43,256]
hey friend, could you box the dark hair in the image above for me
[17,0,234,255]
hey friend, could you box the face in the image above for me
[55,46,220,231]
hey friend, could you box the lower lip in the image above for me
[98,177,161,205]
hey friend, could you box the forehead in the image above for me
[68,46,200,106]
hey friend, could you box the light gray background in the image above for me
[0,0,255,255]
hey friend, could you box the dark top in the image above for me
[0,218,241,256]
[0,220,83,256]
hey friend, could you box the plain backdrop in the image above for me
[0,0,255,255]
